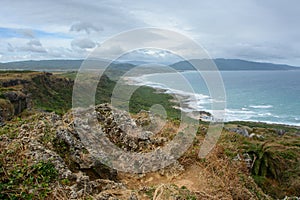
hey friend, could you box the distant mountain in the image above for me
[171,58,300,71]
[0,59,124,71]
[121,60,150,65]
[1,58,299,71]
[0,60,84,71]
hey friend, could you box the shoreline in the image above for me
[123,75,300,128]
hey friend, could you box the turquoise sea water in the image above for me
[133,70,300,126]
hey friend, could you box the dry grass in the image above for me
[119,132,270,199]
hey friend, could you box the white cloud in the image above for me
[2,38,47,54]
[27,39,42,47]
[20,39,47,53]
[70,22,102,34]
[71,38,97,50]
[118,49,182,64]
[0,0,300,65]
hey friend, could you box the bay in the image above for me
[132,70,300,126]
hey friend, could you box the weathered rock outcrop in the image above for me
[0,78,30,87]
[0,90,31,126]
[0,110,140,199]
[0,71,73,124]
[226,127,250,137]
[4,91,30,115]
[55,125,118,181]
[0,99,14,125]
[92,104,167,152]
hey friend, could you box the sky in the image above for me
[0,0,300,65]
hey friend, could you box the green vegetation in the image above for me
[0,113,60,199]
[59,71,180,119]
[129,86,180,119]
[245,142,300,198]
[0,70,180,121]
[227,120,299,132]
[144,186,156,199]
[0,160,58,199]
[29,75,73,115]
[220,128,300,199]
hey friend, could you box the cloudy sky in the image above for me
[0,0,299,65]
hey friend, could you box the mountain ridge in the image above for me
[171,58,300,71]
[0,58,299,71]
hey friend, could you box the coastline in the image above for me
[123,74,300,128]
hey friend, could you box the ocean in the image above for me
[130,70,300,126]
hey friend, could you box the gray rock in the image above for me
[249,133,264,139]
[227,127,249,137]
[4,91,29,115]
[139,131,153,141]
[128,193,138,200]
[276,129,286,136]
[28,140,75,180]
[68,172,124,199]
[233,153,253,169]
[55,125,118,181]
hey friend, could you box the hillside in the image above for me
[0,60,83,71]
[0,71,180,123]
[0,103,299,199]
[0,71,299,199]
[171,59,300,71]
[0,71,73,119]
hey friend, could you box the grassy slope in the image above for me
[58,71,180,119]
[28,74,73,114]
[219,125,300,198]
[0,71,180,118]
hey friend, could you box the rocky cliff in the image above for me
[0,72,73,124]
